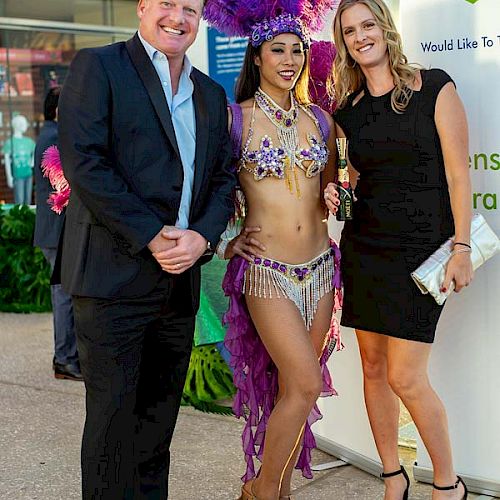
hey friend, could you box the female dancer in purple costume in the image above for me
[324,1,471,499]
[204,2,342,499]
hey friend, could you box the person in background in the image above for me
[33,86,81,382]
[324,1,471,499]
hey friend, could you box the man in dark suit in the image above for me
[33,87,81,381]
[57,0,235,497]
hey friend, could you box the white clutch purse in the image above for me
[411,213,500,305]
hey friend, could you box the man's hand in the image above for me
[147,225,177,254]
[153,229,208,274]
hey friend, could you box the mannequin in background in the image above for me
[2,114,36,205]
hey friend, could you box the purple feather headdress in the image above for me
[204,0,339,48]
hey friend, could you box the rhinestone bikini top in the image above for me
[238,91,329,185]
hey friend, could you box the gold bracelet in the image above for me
[450,247,472,258]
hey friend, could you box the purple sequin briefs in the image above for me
[222,242,343,482]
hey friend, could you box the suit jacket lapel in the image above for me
[125,34,181,160]
[191,70,209,211]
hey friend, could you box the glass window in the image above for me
[0,28,128,204]
[2,0,139,28]
[111,1,141,28]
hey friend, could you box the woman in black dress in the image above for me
[324,1,472,499]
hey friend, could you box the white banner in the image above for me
[314,223,381,474]
[400,0,500,494]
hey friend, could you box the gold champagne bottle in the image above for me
[336,138,353,221]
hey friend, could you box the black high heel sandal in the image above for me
[433,476,468,499]
[380,465,410,500]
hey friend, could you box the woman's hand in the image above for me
[225,226,266,262]
[323,182,340,215]
[441,252,474,293]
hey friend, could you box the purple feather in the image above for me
[41,145,71,214]
[309,39,337,113]
[204,0,340,39]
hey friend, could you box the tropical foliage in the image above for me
[182,344,235,415]
[0,205,51,313]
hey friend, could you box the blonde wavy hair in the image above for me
[329,0,418,113]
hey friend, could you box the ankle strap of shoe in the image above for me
[380,466,404,479]
[433,477,460,490]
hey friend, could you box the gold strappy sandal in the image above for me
[238,479,258,500]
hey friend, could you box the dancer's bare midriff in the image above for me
[240,169,330,264]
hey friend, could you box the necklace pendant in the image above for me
[293,166,301,199]
[254,87,301,198]
[255,87,299,129]
[283,157,293,193]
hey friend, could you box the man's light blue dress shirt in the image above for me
[138,32,196,230]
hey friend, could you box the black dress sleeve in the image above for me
[423,68,455,102]
[334,92,357,137]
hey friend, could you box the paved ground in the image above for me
[0,312,487,499]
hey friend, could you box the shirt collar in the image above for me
[137,30,193,77]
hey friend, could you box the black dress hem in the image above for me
[339,318,436,344]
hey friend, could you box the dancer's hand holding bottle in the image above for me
[324,184,340,215]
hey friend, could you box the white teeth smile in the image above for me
[359,44,373,52]
[279,71,295,77]
[163,26,183,35]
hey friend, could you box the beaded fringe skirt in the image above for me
[243,246,337,330]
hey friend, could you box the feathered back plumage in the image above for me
[41,145,71,215]
[309,40,337,113]
[204,0,339,41]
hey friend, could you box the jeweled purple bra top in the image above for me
[239,98,329,181]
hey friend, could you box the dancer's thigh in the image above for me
[245,295,320,385]
[309,291,334,357]
[276,291,334,400]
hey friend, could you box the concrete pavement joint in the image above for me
[291,465,354,494]
[0,379,84,398]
